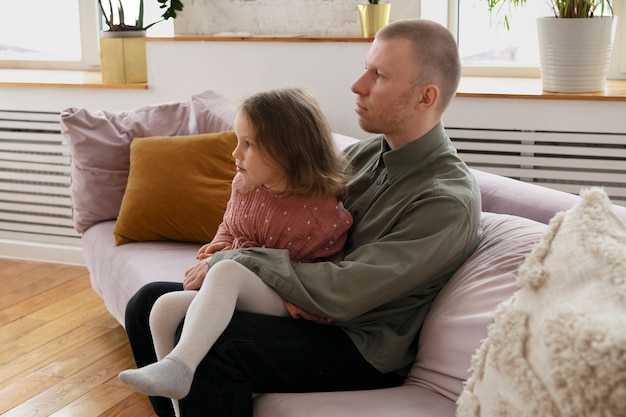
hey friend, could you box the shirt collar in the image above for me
[374,123,448,181]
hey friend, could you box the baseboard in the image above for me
[0,239,85,265]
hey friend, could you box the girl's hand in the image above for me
[196,242,232,260]
[183,261,210,290]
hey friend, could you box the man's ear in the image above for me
[416,84,439,109]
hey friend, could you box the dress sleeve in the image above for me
[210,174,240,245]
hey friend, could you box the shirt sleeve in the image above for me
[209,194,477,322]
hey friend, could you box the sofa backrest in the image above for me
[472,168,626,224]
[404,212,547,400]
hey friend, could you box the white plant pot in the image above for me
[536,16,616,93]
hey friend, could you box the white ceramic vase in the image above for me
[536,16,616,93]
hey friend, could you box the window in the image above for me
[457,0,552,76]
[0,0,172,71]
[424,0,626,79]
[0,0,98,70]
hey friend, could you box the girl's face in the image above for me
[232,111,286,192]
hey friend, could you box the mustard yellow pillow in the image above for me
[113,131,237,245]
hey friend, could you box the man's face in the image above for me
[351,38,421,140]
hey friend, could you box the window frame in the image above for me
[0,1,100,71]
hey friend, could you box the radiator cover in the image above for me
[0,110,79,246]
[449,127,626,207]
[1,118,625,250]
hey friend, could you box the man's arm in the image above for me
[209,195,478,322]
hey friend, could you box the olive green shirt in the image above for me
[209,123,482,374]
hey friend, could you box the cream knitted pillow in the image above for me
[457,187,626,417]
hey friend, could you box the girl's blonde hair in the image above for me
[239,88,349,199]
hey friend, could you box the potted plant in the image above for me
[486,0,616,93]
[98,0,184,32]
[98,0,184,84]
[358,0,391,38]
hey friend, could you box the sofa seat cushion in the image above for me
[405,212,548,401]
[457,188,626,416]
[254,384,456,417]
[83,220,196,325]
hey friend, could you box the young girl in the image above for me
[118,88,353,401]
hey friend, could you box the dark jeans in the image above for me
[124,281,404,417]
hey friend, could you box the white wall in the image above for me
[0,40,372,139]
[1,39,626,265]
[146,40,372,139]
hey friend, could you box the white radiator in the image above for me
[448,127,626,207]
[0,110,80,247]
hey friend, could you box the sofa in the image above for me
[60,90,626,416]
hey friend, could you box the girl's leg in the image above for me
[118,260,288,399]
[123,281,183,417]
[147,291,197,417]
[149,291,198,361]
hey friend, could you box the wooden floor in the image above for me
[0,258,156,416]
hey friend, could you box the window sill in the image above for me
[1,69,625,101]
[0,69,147,90]
[457,77,626,102]
[146,35,374,43]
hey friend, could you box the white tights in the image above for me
[152,259,288,366]
[118,259,288,402]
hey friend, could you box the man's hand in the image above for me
[282,300,334,325]
[184,261,210,290]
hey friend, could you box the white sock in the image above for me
[118,356,193,400]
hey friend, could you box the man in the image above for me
[124,18,482,417]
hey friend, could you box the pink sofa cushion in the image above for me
[191,90,238,134]
[405,212,547,401]
[61,102,191,233]
[60,90,236,234]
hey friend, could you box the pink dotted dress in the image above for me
[212,173,353,263]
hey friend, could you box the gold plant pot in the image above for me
[100,30,147,84]
[357,4,391,38]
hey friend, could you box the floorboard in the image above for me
[0,258,156,416]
